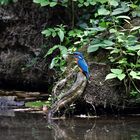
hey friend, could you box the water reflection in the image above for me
[0,108,15,116]
[0,112,140,140]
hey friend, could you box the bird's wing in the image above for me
[77,59,89,73]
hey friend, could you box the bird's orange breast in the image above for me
[74,58,78,64]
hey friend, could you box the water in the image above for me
[0,112,140,140]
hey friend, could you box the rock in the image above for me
[0,0,55,91]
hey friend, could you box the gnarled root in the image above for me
[48,72,87,119]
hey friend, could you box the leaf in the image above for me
[129,71,140,79]
[111,69,122,75]
[84,2,89,6]
[58,30,64,42]
[44,45,59,57]
[98,7,110,15]
[49,57,59,69]
[111,9,123,16]
[117,58,127,64]
[52,32,57,37]
[50,2,57,7]
[99,0,109,4]
[130,71,140,80]
[78,23,88,29]
[105,47,114,50]
[88,40,114,52]
[59,45,68,57]
[103,40,114,46]
[137,50,140,56]
[130,4,138,9]
[25,101,44,108]
[117,73,126,81]
[109,0,118,7]
[138,72,140,75]
[135,76,140,80]
[33,0,49,6]
[40,1,49,6]
[109,29,117,33]
[111,2,130,16]
[127,45,140,51]
[87,45,99,52]
[116,15,131,20]
[105,73,117,80]
[131,26,140,31]
[110,48,120,54]
[33,0,40,3]
[130,71,137,77]
[60,66,66,72]
[78,0,84,4]
[89,1,96,5]
[41,29,51,36]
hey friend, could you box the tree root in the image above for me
[48,72,87,119]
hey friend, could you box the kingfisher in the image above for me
[73,51,90,80]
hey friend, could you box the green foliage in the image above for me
[42,25,69,71]
[130,71,140,80]
[42,25,65,42]
[88,40,114,53]
[25,95,52,108]
[0,0,15,5]
[130,90,138,97]
[33,0,140,95]
[33,0,57,7]
[105,24,140,93]
[33,0,69,7]
[106,69,126,81]
[26,101,46,108]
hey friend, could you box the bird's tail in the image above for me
[83,72,90,80]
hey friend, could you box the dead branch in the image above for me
[48,72,87,119]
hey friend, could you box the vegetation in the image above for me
[25,95,52,108]
[0,0,15,5]
[33,0,140,97]
[1,0,140,106]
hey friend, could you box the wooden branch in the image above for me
[0,90,49,98]
[48,72,87,119]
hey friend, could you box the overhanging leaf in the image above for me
[49,57,59,69]
[40,1,49,6]
[130,71,137,77]
[98,7,110,15]
[58,30,64,42]
[33,0,49,6]
[25,101,46,108]
[87,44,104,53]
[116,15,131,20]
[50,2,57,7]
[59,45,68,57]
[127,45,140,51]
[109,0,118,7]
[117,73,126,81]
[129,71,140,80]
[137,50,140,56]
[103,40,115,46]
[111,69,122,75]
[44,45,59,57]
[41,29,51,36]
[111,3,130,16]
[105,73,117,80]
[134,76,140,80]
[131,26,140,31]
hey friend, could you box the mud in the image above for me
[0,0,62,91]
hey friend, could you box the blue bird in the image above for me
[73,52,90,80]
